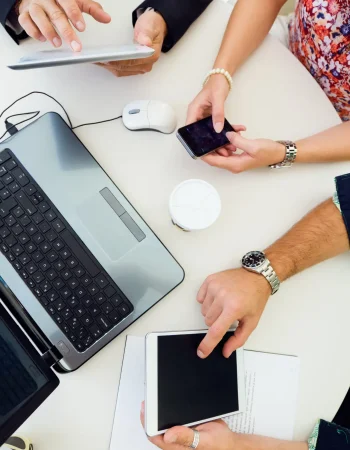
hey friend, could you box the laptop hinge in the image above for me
[42,347,62,367]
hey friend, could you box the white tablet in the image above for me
[145,330,245,437]
[8,44,155,70]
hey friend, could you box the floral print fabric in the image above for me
[289,0,350,121]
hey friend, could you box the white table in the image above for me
[1,0,349,447]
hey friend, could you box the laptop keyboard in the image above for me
[0,149,133,353]
[0,334,37,416]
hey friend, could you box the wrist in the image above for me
[204,74,230,97]
[152,11,168,40]
[264,249,291,283]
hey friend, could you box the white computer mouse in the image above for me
[122,100,177,134]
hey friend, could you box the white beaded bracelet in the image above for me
[203,68,233,91]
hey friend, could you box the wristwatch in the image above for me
[269,140,298,169]
[241,251,280,295]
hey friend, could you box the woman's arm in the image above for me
[187,0,287,130]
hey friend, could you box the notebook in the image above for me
[109,336,300,450]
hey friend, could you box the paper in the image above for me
[109,337,300,450]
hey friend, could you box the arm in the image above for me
[187,0,286,130]
[133,0,213,52]
[0,0,27,43]
[197,194,349,359]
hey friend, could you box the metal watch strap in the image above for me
[270,140,298,169]
[261,263,280,295]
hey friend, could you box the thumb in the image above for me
[164,427,195,446]
[135,29,153,47]
[226,132,257,155]
[212,95,226,134]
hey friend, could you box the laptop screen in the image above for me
[0,303,59,446]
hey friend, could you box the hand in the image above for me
[100,9,167,77]
[187,75,230,133]
[197,268,271,359]
[17,0,111,51]
[202,133,286,173]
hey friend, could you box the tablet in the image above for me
[145,330,245,437]
[8,44,155,70]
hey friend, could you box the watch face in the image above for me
[242,251,265,269]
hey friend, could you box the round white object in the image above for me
[169,179,221,231]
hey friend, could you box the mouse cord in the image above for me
[0,91,122,142]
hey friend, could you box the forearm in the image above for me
[265,199,349,281]
[295,122,350,163]
[214,0,286,75]
[234,433,308,450]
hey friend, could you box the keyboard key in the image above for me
[5,235,17,247]
[15,192,37,215]
[25,242,37,254]
[33,287,42,298]
[110,295,123,308]
[75,341,85,352]
[67,317,80,330]
[40,296,49,307]
[82,297,93,307]
[24,184,36,196]
[5,215,16,227]
[83,335,94,348]
[12,244,23,257]
[9,182,20,193]
[18,253,30,265]
[53,240,64,251]
[14,261,21,271]
[52,219,65,233]
[12,168,30,186]
[32,251,44,263]
[35,193,44,203]
[53,314,63,324]
[27,263,38,275]
[5,159,17,170]
[47,251,58,263]
[32,212,43,225]
[39,261,50,272]
[47,305,55,315]
[62,269,72,280]
[94,293,106,305]
[95,275,109,289]
[45,210,57,221]
[47,290,59,302]
[0,188,11,200]
[19,215,31,227]
[45,230,57,242]
[3,174,14,185]
[88,305,100,317]
[18,233,30,245]
[26,224,37,236]
[101,302,114,315]
[39,222,50,233]
[0,151,11,164]
[62,323,70,334]
[0,227,10,239]
[38,202,50,213]
[74,266,85,277]
[90,324,103,339]
[75,307,86,318]
[33,233,44,245]
[67,295,79,308]
[12,224,22,236]
[33,272,45,284]
[69,333,77,342]
[81,276,92,286]
[40,280,51,293]
[27,279,35,288]
[53,278,64,290]
[47,269,57,281]
[104,285,116,298]
[60,288,71,299]
[60,249,71,260]
[97,315,111,331]
[68,278,78,289]
[0,166,6,176]
[118,303,130,317]
[54,260,65,271]
[81,315,93,327]
[77,327,87,339]
[108,310,120,324]
[54,299,66,312]
[0,198,17,218]
[8,253,15,261]
[0,243,9,253]
[12,206,24,218]
[62,308,72,320]
[76,287,86,298]
[40,242,51,253]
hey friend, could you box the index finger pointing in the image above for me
[58,0,85,31]
[197,312,235,358]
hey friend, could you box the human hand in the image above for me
[17,0,111,51]
[197,268,271,359]
[100,9,167,77]
[187,75,230,133]
[202,133,286,173]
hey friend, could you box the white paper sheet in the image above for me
[109,337,300,450]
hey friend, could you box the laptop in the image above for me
[0,112,184,375]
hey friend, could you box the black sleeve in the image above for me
[315,420,350,450]
[335,172,350,242]
[132,0,213,52]
[0,0,27,44]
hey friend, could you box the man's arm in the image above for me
[132,0,213,52]
[197,192,350,359]
[0,0,27,44]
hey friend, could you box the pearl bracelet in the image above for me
[203,68,233,91]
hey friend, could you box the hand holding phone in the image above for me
[176,116,234,159]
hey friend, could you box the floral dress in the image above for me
[289,0,350,121]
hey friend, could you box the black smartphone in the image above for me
[176,116,234,159]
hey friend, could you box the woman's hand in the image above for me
[203,132,286,173]
[17,0,111,51]
[187,75,230,133]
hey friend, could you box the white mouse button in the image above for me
[147,101,177,134]
[129,109,141,114]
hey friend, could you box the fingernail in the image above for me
[214,122,223,133]
[197,349,204,359]
[71,40,81,52]
[76,21,85,31]
[53,37,61,47]
[39,36,46,42]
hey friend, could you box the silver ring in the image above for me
[190,430,200,449]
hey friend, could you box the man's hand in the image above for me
[202,133,286,173]
[17,0,111,51]
[100,9,167,77]
[187,75,230,133]
[197,268,271,359]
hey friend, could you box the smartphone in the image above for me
[176,116,234,159]
[145,330,245,437]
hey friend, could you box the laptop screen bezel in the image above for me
[0,300,60,446]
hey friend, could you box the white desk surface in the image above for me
[1,0,349,447]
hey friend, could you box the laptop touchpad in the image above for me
[76,188,145,261]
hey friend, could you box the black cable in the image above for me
[72,115,122,130]
[0,112,40,141]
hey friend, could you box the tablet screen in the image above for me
[157,332,239,430]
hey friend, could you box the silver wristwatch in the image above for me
[270,140,298,169]
[241,251,280,295]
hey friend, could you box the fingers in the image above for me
[58,0,85,31]
[205,299,222,327]
[216,148,230,157]
[78,0,111,23]
[197,278,209,304]
[44,1,81,51]
[164,427,194,447]
[198,312,234,358]
[226,132,257,155]
[212,96,226,134]
[222,320,256,357]
[18,12,46,41]
[140,402,145,427]
[202,152,253,174]
[100,65,148,77]
[231,124,246,133]
[28,4,62,47]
